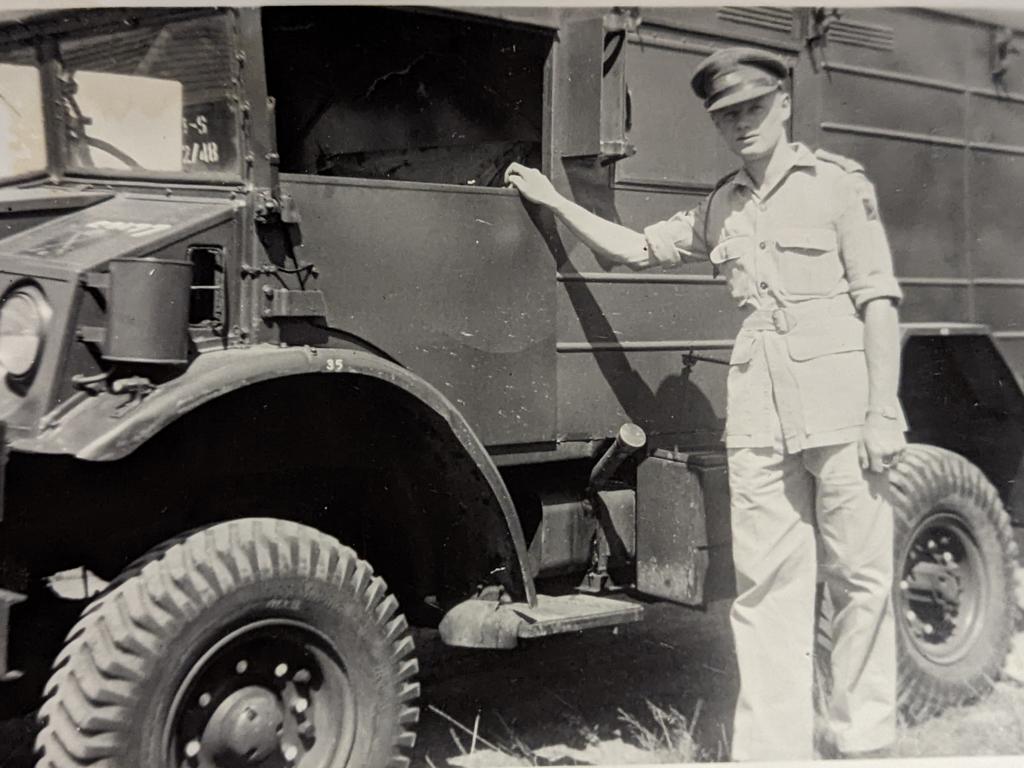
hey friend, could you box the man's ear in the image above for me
[778,90,792,120]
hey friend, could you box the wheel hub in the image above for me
[899,514,984,660]
[169,621,360,768]
[205,686,284,763]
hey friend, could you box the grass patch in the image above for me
[617,700,716,763]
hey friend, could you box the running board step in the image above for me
[439,593,643,649]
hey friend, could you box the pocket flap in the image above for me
[710,237,752,265]
[774,228,837,253]
[786,317,864,361]
[729,333,757,366]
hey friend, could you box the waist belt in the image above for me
[741,294,856,334]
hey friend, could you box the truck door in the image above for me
[261,6,559,448]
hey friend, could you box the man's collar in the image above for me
[790,142,817,167]
[730,142,816,191]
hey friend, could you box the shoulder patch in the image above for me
[814,148,864,174]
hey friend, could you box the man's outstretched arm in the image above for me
[504,163,651,267]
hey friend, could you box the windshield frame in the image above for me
[0,7,245,186]
[0,45,48,186]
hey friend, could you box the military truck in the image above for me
[1,5,1023,767]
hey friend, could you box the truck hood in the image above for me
[0,193,238,278]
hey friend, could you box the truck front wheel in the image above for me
[890,444,1018,722]
[34,518,419,768]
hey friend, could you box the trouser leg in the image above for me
[728,445,817,761]
[804,442,897,754]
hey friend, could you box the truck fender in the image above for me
[899,323,1024,523]
[18,344,536,604]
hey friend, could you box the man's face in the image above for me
[711,90,791,161]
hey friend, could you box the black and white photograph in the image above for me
[1,2,1024,766]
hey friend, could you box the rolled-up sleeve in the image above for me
[642,201,710,267]
[835,174,902,309]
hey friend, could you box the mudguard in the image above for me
[15,344,536,604]
[900,322,1024,523]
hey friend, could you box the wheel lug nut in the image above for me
[293,668,312,685]
[274,663,289,679]
[923,623,934,635]
[905,609,917,622]
[185,739,202,758]
[198,692,212,708]
[282,743,299,763]
[235,659,249,674]
[292,697,309,715]
[899,579,909,591]
[942,551,954,563]
[927,539,937,550]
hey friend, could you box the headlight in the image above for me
[0,285,50,378]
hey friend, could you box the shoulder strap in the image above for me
[813,148,864,175]
[701,169,739,253]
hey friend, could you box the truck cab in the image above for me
[1,7,1023,767]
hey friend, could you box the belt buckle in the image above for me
[771,308,794,334]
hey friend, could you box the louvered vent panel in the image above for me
[827,19,895,51]
[718,7,795,35]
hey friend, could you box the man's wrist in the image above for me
[866,405,899,421]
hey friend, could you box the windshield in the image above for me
[0,49,46,183]
[61,13,239,177]
[0,11,240,181]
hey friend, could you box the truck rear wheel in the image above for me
[890,444,1018,723]
[34,518,419,768]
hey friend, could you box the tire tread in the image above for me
[34,518,419,768]
[889,445,1017,722]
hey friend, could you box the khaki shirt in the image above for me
[633,142,903,451]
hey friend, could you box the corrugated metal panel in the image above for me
[717,7,794,35]
[827,18,895,51]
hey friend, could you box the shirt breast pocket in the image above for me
[773,227,843,296]
[710,237,756,302]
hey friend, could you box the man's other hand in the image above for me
[504,163,562,208]
[859,412,907,473]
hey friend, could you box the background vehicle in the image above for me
[1,6,1023,767]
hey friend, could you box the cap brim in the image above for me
[706,82,780,112]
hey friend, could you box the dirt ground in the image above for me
[412,597,1024,766]
[413,599,737,767]
[3,595,1024,767]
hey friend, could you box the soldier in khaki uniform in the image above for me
[505,47,906,760]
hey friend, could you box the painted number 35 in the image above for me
[325,359,345,372]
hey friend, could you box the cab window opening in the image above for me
[262,6,550,188]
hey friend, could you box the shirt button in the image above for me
[759,241,767,250]
[759,281,768,290]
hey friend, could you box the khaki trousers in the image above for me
[727,438,896,761]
